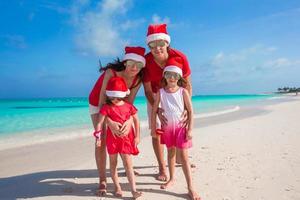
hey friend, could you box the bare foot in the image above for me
[132,191,142,199]
[114,188,123,198]
[134,170,140,176]
[156,172,167,181]
[188,189,201,200]
[96,181,107,196]
[160,179,175,189]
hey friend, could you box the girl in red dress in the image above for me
[94,76,142,199]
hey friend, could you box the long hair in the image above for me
[99,58,144,89]
[160,73,187,88]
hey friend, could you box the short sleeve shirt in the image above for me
[143,48,191,93]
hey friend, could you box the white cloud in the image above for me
[70,0,142,57]
[151,14,170,24]
[263,58,300,68]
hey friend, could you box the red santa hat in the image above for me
[123,46,146,67]
[163,57,183,77]
[106,77,130,98]
[146,24,171,45]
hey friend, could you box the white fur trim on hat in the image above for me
[146,33,171,44]
[163,66,182,77]
[106,90,130,98]
[123,53,146,67]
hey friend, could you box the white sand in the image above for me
[0,97,300,199]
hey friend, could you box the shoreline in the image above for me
[0,96,300,199]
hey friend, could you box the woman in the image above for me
[143,24,192,181]
[89,46,145,195]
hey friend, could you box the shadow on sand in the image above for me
[0,166,189,199]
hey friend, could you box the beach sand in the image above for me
[0,96,300,199]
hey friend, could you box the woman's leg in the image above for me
[109,154,123,197]
[152,136,167,181]
[120,154,142,198]
[91,114,107,195]
[161,147,176,189]
[177,148,201,200]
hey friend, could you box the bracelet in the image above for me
[93,130,103,139]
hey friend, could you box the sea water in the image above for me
[0,94,274,138]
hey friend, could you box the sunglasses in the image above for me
[126,60,144,69]
[148,40,166,49]
[164,71,181,80]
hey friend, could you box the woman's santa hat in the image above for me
[123,46,146,67]
[146,24,171,45]
[106,77,130,98]
[163,57,183,77]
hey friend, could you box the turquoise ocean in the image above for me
[0,94,282,146]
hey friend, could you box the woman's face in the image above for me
[124,60,143,77]
[148,40,168,61]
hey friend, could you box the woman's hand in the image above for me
[180,110,189,128]
[157,107,167,127]
[151,129,158,138]
[119,117,133,136]
[106,117,122,136]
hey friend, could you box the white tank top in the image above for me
[159,87,185,123]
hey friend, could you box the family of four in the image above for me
[88,24,200,200]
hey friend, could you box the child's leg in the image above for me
[109,154,122,197]
[177,148,201,200]
[120,154,142,198]
[161,147,176,189]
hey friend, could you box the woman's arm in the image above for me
[185,75,192,97]
[182,88,193,140]
[126,81,142,104]
[151,90,161,138]
[143,81,155,106]
[98,69,113,108]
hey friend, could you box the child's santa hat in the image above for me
[106,77,130,98]
[123,46,146,67]
[163,57,183,77]
[146,24,171,45]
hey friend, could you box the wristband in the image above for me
[93,130,103,139]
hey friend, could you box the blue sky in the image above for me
[1,0,300,98]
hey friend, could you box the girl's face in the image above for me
[124,60,143,77]
[164,71,180,86]
[148,40,168,61]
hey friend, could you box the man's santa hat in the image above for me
[106,77,130,98]
[163,57,183,77]
[146,24,171,45]
[123,46,146,67]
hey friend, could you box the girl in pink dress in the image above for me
[151,57,201,200]
[94,76,142,199]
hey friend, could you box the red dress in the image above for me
[100,102,139,155]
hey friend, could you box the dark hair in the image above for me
[98,58,144,89]
[160,73,187,88]
[105,95,125,105]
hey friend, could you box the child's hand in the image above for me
[186,130,192,141]
[134,137,140,146]
[95,138,102,147]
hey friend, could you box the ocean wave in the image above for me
[194,106,240,119]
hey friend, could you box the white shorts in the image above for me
[89,104,99,115]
